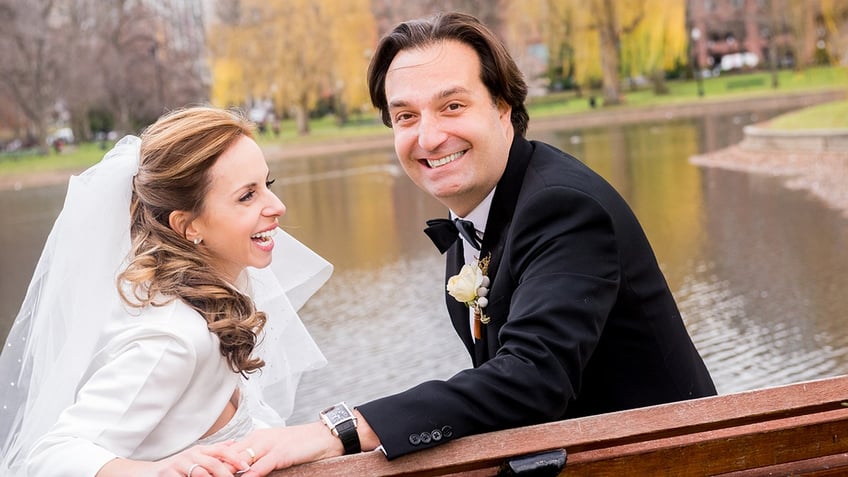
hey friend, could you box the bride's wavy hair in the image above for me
[118,106,266,375]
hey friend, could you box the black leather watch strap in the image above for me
[335,419,361,454]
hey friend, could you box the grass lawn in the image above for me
[0,142,114,176]
[766,99,848,129]
[526,65,848,116]
[2,65,846,177]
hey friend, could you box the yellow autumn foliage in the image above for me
[517,0,687,95]
[207,0,375,131]
[620,0,687,77]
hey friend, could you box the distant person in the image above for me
[229,12,717,475]
[0,106,331,476]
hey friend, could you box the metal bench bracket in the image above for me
[497,448,567,476]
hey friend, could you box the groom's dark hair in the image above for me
[367,11,529,137]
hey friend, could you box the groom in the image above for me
[239,12,717,472]
[352,11,717,458]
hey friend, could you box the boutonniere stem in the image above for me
[446,254,491,339]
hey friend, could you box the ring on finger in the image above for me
[245,447,256,464]
[187,463,202,477]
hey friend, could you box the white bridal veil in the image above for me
[0,136,330,474]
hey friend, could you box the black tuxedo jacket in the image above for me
[358,136,716,459]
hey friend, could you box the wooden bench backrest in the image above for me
[270,374,848,476]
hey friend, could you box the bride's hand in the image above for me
[160,442,253,477]
[96,441,251,477]
[230,423,344,477]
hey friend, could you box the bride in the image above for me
[0,107,331,476]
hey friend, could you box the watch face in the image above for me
[323,404,352,424]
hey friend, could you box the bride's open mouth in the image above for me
[251,227,277,246]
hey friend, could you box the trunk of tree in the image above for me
[113,99,132,137]
[598,0,622,106]
[68,105,91,142]
[2,80,48,153]
[23,82,51,154]
[768,0,780,88]
[0,1,58,154]
[650,69,669,95]
[32,115,49,155]
[294,102,310,136]
[335,99,349,126]
[598,34,622,105]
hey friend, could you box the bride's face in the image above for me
[187,135,285,282]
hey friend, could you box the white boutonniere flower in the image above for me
[447,255,491,337]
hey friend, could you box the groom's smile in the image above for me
[424,150,466,168]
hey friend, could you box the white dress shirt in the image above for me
[451,188,496,341]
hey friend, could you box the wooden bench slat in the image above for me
[562,409,848,475]
[715,453,848,477]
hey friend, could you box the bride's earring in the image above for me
[193,237,202,245]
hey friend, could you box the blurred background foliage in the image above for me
[0,0,846,154]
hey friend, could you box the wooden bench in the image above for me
[269,374,848,476]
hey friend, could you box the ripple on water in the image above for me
[677,262,847,395]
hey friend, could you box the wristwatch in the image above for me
[319,402,361,455]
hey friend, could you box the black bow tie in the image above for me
[424,218,482,254]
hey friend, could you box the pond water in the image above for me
[1,107,846,425]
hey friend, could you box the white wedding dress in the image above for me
[29,298,244,474]
[0,136,332,476]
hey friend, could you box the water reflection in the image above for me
[0,184,65,334]
[682,168,848,393]
[1,108,846,425]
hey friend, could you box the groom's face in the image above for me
[384,40,514,217]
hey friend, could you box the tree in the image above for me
[210,1,328,135]
[781,0,819,67]
[325,0,375,123]
[538,0,688,104]
[0,0,209,147]
[0,94,28,141]
[89,0,208,134]
[501,0,548,95]
[536,0,578,93]
[620,0,687,95]
[208,1,254,109]
[580,0,647,106]
[820,0,848,65]
[540,0,645,105]
[0,0,64,151]
[209,0,375,135]
[372,0,504,37]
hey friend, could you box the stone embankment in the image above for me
[690,122,848,217]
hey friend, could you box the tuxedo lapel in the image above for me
[479,136,532,283]
[446,241,475,358]
[473,136,533,364]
